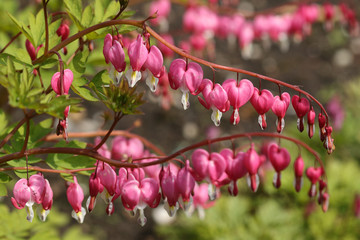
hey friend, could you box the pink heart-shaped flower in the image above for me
[191,149,226,182]
[223,79,254,109]
[292,95,310,118]
[271,92,290,118]
[268,143,291,172]
[250,88,274,115]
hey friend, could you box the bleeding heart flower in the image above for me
[142,45,164,92]
[121,177,161,226]
[161,165,180,217]
[11,174,46,222]
[268,143,291,188]
[111,136,144,161]
[220,148,247,196]
[250,88,274,129]
[306,167,323,198]
[126,34,149,87]
[176,160,195,211]
[292,95,310,132]
[86,172,104,213]
[271,92,290,133]
[38,179,53,222]
[192,148,226,200]
[198,79,230,126]
[168,58,203,110]
[307,106,316,138]
[67,176,86,223]
[244,144,261,192]
[51,69,74,95]
[222,79,254,125]
[293,156,305,192]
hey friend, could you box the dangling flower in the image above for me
[306,167,323,198]
[111,136,144,161]
[198,79,230,126]
[191,149,226,200]
[175,160,195,211]
[267,143,291,188]
[293,155,304,192]
[271,92,290,133]
[51,69,74,96]
[220,148,247,196]
[307,106,316,138]
[244,143,262,192]
[161,165,180,217]
[38,179,53,221]
[103,34,126,77]
[142,38,164,92]
[121,175,161,226]
[292,95,310,132]
[250,87,274,129]
[56,23,70,54]
[126,35,149,87]
[97,162,117,215]
[222,79,254,125]
[86,172,104,213]
[168,58,203,110]
[11,174,46,222]
[67,176,86,223]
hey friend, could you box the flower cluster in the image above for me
[149,3,359,58]
[11,135,328,225]
[103,33,164,92]
[11,173,53,222]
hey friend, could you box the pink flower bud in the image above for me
[293,155,304,192]
[250,88,274,129]
[67,176,86,223]
[25,40,36,61]
[56,23,70,41]
[51,69,74,95]
[307,106,316,138]
[87,172,103,213]
[306,167,323,198]
[271,92,290,133]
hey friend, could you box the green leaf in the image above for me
[102,1,120,21]
[46,140,95,172]
[93,0,105,25]
[0,184,7,197]
[64,0,83,30]
[0,173,12,183]
[81,5,93,28]
[71,77,98,101]
[8,12,33,44]
[0,109,8,137]
[69,48,89,78]
[29,9,45,47]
